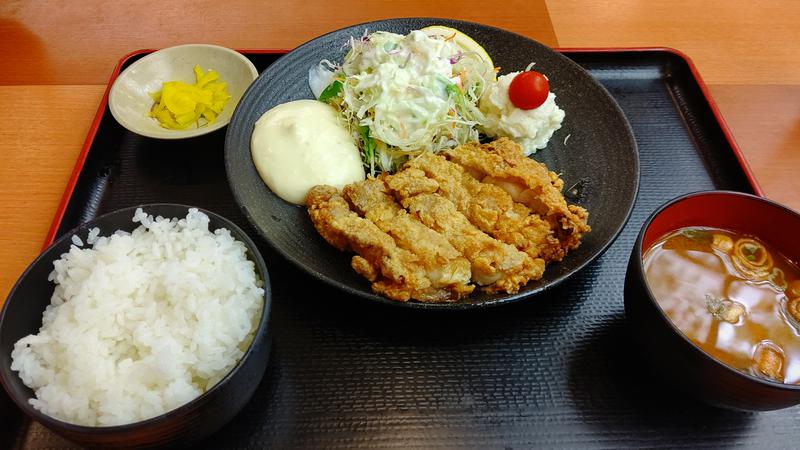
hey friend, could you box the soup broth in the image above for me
[644,227,800,384]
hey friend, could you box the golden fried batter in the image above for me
[405,152,559,262]
[307,185,431,301]
[383,172,543,293]
[343,178,474,301]
[445,138,590,259]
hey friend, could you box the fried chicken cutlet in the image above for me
[382,169,543,293]
[305,138,589,302]
[445,138,590,259]
[308,185,444,302]
[404,152,561,262]
[343,178,474,301]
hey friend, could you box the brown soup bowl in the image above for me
[624,191,800,411]
[0,204,272,448]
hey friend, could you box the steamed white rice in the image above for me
[10,208,264,426]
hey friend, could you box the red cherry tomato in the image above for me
[508,70,549,110]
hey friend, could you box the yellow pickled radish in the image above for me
[162,83,198,115]
[149,65,232,130]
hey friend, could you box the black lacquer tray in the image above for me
[7,48,789,450]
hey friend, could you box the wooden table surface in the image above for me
[0,0,798,304]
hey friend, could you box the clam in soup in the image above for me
[644,227,800,383]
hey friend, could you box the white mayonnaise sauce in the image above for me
[251,100,365,204]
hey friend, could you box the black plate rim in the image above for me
[224,17,639,310]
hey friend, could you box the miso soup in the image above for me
[643,227,800,383]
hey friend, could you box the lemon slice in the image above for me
[421,25,494,69]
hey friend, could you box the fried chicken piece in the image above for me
[307,185,432,302]
[343,178,474,301]
[445,138,590,259]
[383,170,543,293]
[405,152,560,262]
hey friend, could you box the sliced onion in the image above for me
[308,62,337,100]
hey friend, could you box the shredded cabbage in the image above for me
[310,30,493,174]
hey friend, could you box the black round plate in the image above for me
[225,18,639,309]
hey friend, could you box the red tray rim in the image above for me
[42,46,764,250]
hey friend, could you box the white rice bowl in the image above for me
[10,208,264,427]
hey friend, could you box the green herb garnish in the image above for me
[705,294,745,323]
[319,80,343,104]
[742,243,759,260]
[359,125,376,175]
[681,229,713,244]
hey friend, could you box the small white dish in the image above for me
[109,44,258,139]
